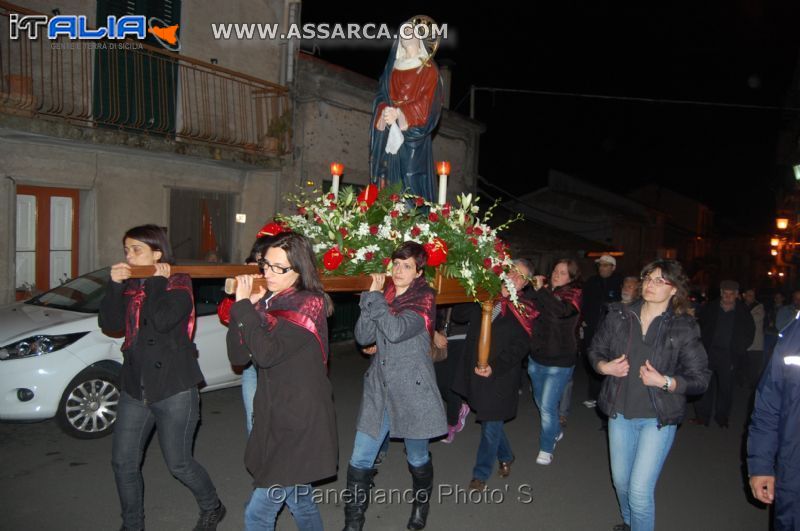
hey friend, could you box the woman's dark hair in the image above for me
[246,235,279,269]
[391,241,428,271]
[123,224,175,265]
[268,232,333,317]
[640,259,691,315]
[554,258,581,283]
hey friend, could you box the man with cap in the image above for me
[692,280,755,427]
[578,254,623,409]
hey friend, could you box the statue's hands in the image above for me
[383,107,399,125]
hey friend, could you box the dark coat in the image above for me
[582,272,624,337]
[748,317,800,530]
[698,299,755,361]
[452,303,531,422]
[227,299,338,487]
[529,283,582,367]
[99,276,204,403]
[589,300,711,427]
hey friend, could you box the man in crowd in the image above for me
[578,255,623,408]
[692,280,755,428]
[742,288,765,388]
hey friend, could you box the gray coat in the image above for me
[354,290,447,440]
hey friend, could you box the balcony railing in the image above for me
[0,1,291,154]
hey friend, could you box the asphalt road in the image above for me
[0,341,771,530]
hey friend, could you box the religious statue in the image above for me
[369,16,444,201]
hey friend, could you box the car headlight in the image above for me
[0,332,89,360]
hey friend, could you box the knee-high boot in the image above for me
[343,465,376,531]
[406,458,433,530]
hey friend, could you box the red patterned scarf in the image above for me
[122,273,195,350]
[383,276,437,337]
[261,287,329,364]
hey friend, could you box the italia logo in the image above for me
[9,14,181,51]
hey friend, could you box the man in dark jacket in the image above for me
[580,255,624,406]
[692,280,755,427]
[747,314,800,531]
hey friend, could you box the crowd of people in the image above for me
[99,224,797,531]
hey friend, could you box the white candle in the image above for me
[331,174,340,198]
[437,173,447,205]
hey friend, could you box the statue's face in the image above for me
[400,36,419,55]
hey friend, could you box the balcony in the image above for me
[0,1,291,156]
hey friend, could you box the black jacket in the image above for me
[452,303,531,421]
[582,272,624,336]
[529,283,582,367]
[99,276,204,403]
[227,299,338,487]
[589,300,711,427]
[697,300,755,359]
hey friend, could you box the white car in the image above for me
[0,268,240,439]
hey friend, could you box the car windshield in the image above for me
[26,268,110,313]
[25,268,229,316]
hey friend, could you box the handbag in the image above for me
[429,307,452,363]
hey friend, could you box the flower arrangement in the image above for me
[276,184,522,302]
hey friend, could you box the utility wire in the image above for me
[461,86,800,113]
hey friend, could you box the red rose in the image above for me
[298,206,307,215]
[328,202,337,210]
[483,258,492,269]
[327,193,335,200]
[346,248,356,258]
[359,205,368,213]
[257,222,285,238]
[323,247,344,271]
[390,194,400,202]
[390,210,399,218]
[424,237,449,267]
[382,257,391,267]
[494,240,505,253]
[474,227,483,236]
[365,252,374,261]
[492,265,503,276]
[339,227,348,237]
[369,225,379,235]
[469,237,478,246]
[415,197,425,207]
[428,212,439,222]
[314,215,323,224]
[442,204,451,217]
[357,184,379,207]
[411,226,421,237]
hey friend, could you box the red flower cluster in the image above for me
[424,237,448,267]
[323,247,343,270]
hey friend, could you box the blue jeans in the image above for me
[528,359,574,452]
[111,389,219,529]
[609,414,677,531]
[350,410,430,469]
[241,364,257,434]
[472,421,514,481]
[244,484,322,531]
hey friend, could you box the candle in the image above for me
[436,161,450,205]
[330,162,344,198]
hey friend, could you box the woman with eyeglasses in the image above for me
[228,232,337,531]
[528,259,583,466]
[589,259,710,531]
[343,241,447,531]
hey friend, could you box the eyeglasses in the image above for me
[257,258,293,275]
[641,276,673,287]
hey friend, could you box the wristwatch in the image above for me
[662,375,672,392]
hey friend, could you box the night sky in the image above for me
[300,1,800,233]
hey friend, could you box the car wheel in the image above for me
[56,367,121,439]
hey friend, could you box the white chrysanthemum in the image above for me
[356,223,371,237]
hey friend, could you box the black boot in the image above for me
[406,459,434,530]
[343,465,376,531]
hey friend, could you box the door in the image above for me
[15,186,80,299]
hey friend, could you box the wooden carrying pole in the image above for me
[128,263,493,368]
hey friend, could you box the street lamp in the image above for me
[771,237,780,247]
[777,218,790,230]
